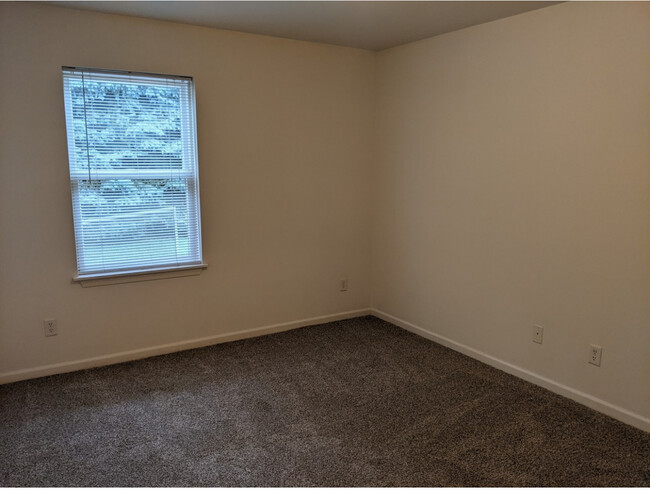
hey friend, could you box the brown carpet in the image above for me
[1,315,648,486]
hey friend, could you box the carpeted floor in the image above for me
[1,315,648,486]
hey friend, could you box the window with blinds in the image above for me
[62,67,204,279]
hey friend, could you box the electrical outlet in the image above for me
[532,325,543,344]
[44,319,58,337]
[340,277,348,292]
[589,344,602,366]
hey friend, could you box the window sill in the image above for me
[73,264,208,287]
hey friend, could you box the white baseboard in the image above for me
[3,306,647,433]
[371,309,649,433]
[0,308,371,385]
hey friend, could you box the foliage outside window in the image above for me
[62,68,203,279]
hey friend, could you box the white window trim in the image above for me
[62,66,205,284]
[74,263,208,288]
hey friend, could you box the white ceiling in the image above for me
[49,1,561,51]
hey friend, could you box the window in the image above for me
[62,67,204,280]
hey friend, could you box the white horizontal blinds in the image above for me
[62,68,203,276]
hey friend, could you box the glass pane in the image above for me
[68,80,183,172]
[76,179,192,271]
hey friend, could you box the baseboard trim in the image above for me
[3,307,647,432]
[371,309,649,433]
[0,308,371,385]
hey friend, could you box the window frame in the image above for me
[62,66,206,283]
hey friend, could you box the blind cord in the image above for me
[80,72,92,183]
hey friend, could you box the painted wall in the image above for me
[1,1,648,429]
[372,2,650,423]
[0,3,374,376]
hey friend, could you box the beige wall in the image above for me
[1,2,648,428]
[372,2,650,422]
[0,3,374,375]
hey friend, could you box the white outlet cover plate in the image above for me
[44,319,58,337]
[533,325,543,344]
[589,344,602,366]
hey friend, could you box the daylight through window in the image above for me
[62,68,203,278]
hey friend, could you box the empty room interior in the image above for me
[0,0,649,487]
